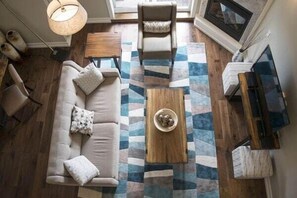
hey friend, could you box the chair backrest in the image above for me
[8,64,29,97]
[138,2,177,22]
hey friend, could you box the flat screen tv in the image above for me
[251,45,290,132]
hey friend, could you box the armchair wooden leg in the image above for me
[12,115,21,123]
[140,60,143,66]
[28,96,42,106]
[6,83,33,92]
[25,85,33,92]
[172,59,175,66]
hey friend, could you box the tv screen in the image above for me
[252,45,290,132]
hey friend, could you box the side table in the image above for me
[84,32,122,73]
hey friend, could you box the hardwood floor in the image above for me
[0,23,266,198]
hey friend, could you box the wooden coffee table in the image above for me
[84,32,121,72]
[146,88,187,163]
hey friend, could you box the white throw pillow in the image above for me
[143,21,171,33]
[64,155,100,186]
[73,64,104,95]
[70,106,94,136]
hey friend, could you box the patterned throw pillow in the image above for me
[73,64,104,95]
[70,106,94,136]
[143,21,171,33]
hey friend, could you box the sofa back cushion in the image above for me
[47,66,86,177]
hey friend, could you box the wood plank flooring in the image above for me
[0,23,266,198]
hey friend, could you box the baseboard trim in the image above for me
[265,178,273,198]
[27,41,71,48]
[87,17,111,24]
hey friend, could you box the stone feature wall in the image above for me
[198,0,268,44]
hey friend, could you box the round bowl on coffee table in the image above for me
[153,108,178,132]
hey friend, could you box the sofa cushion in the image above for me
[64,155,100,186]
[73,64,105,95]
[81,123,120,179]
[86,77,121,124]
[143,34,171,53]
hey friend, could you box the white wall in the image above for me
[245,0,297,197]
[0,0,111,47]
[0,0,67,47]
[82,0,110,22]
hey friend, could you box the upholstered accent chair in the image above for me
[0,64,41,123]
[137,2,177,65]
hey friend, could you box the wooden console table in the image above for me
[84,32,122,72]
[237,72,280,149]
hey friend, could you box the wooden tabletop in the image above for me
[84,32,121,59]
[146,88,187,163]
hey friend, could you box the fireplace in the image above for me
[205,0,253,41]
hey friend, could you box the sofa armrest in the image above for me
[62,61,121,80]
[171,27,177,59]
[137,29,143,51]
[99,68,121,79]
[171,26,177,51]
[137,3,143,51]
[63,60,83,72]
[171,2,177,53]
[47,176,119,187]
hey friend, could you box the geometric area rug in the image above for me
[81,42,219,198]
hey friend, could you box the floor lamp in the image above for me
[47,0,87,36]
[0,0,80,62]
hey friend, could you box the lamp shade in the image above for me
[47,0,87,36]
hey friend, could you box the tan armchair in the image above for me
[137,2,177,65]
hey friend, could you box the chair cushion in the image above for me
[81,123,119,179]
[64,155,100,186]
[0,84,29,116]
[143,21,171,33]
[86,77,121,124]
[143,34,171,53]
[73,64,105,95]
[70,106,94,136]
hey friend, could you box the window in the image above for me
[114,0,192,13]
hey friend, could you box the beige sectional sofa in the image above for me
[46,60,121,186]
